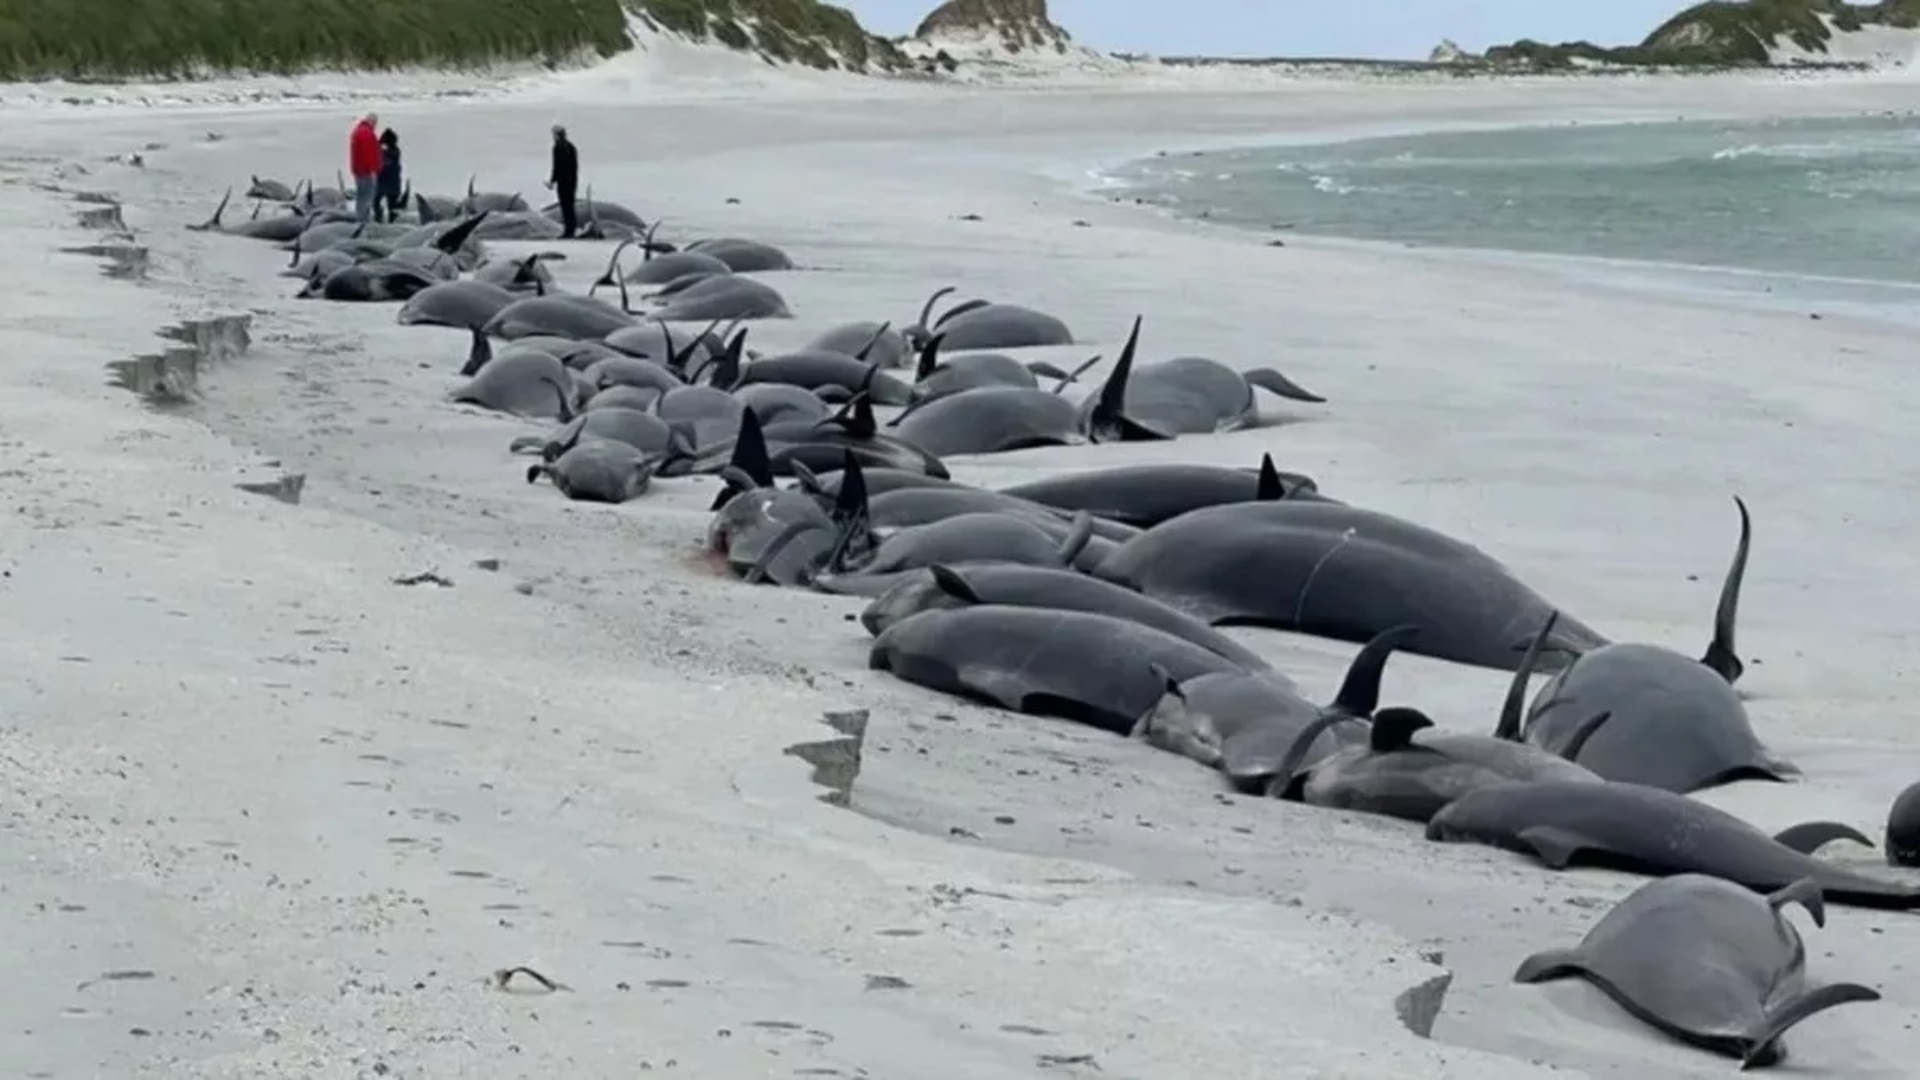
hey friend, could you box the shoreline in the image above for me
[1074,106,1920,324]
[0,35,1907,114]
[5,54,1920,1077]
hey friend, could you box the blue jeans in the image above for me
[353,174,376,222]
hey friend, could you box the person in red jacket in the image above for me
[348,113,381,223]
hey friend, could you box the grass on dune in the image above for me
[0,0,903,79]
[1487,0,1920,70]
[626,0,905,70]
[0,0,631,80]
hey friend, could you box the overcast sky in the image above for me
[842,1,1693,60]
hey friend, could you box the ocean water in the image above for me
[1102,114,1920,288]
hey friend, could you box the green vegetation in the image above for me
[626,0,906,71]
[0,0,631,79]
[0,0,902,80]
[1477,0,1920,71]
[913,0,1070,53]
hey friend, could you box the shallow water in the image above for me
[1105,113,1920,288]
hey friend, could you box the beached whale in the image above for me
[685,237,795,272]
[1000,454,1324,528]
[871,604,1246,736]
[808,320,911,369]
[1513,873,1880,1068]
[1094,500,1608,674]
[904,286,1073,351]
[1520,498,1794,794]
[1426,780,1911,911]
[1076,317,1326,436]
[647,274,792,322]
[860,563,1268,670]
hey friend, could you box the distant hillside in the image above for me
[627,0,906,72]
[0,0,903,81]
[0,0,631,79]
[1479,0,1920,70]
[912,0,1073,54]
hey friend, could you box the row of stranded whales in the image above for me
[185,169,1914,1071]
[800,460,1912,1067]
[189,179,785,314]
[884,317,1325,457]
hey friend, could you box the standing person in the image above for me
[348,112,381,223]
[546,123,580,239]
[376,128,404,223]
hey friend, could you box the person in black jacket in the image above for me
[546,123,580,239]
[375,128,404,223]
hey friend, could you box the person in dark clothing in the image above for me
[375,128,404,223]
[546,123,580,239]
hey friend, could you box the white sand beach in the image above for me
[5,32,1920,1078]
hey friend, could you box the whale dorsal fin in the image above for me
[822,452,874,574]
[534,374,573,425]
[707,328,748,389]
[1559,710,1613,762]
[1701,494,1751,685]
[1053,353,1102,395]
[1055,512,1094,566]
[1326,624,1419,717]
[592,237,635,295]
[854,322,892,363]
[672,318,725,374]
[1271,710,1351,800]
[1085,316,1174,443]
[742,519,814,586]
[190,187,234,231]
[432,209,489,256]
[461,329,493,377]
[912,332,944,382]
[841,393,878,440]
[727,407,773,489]
[1255,453,1284,501]
[788,459,824,497]
[1088,316,1140,436]
[1367,707,1434,752]
[1497,611,1560,741]
[935,297,989,327]
[916,284,955,335]
[927,564,981,604]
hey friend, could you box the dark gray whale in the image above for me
[1513,873,1881,1069]
[1521,497,1793,794]
[858,563,1271,671]
[1131,626,1414,792]
[1426,779,1912,911]
[1000,453,1325,528]
[1094,500,1608,675]
[869,605,1245,735]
